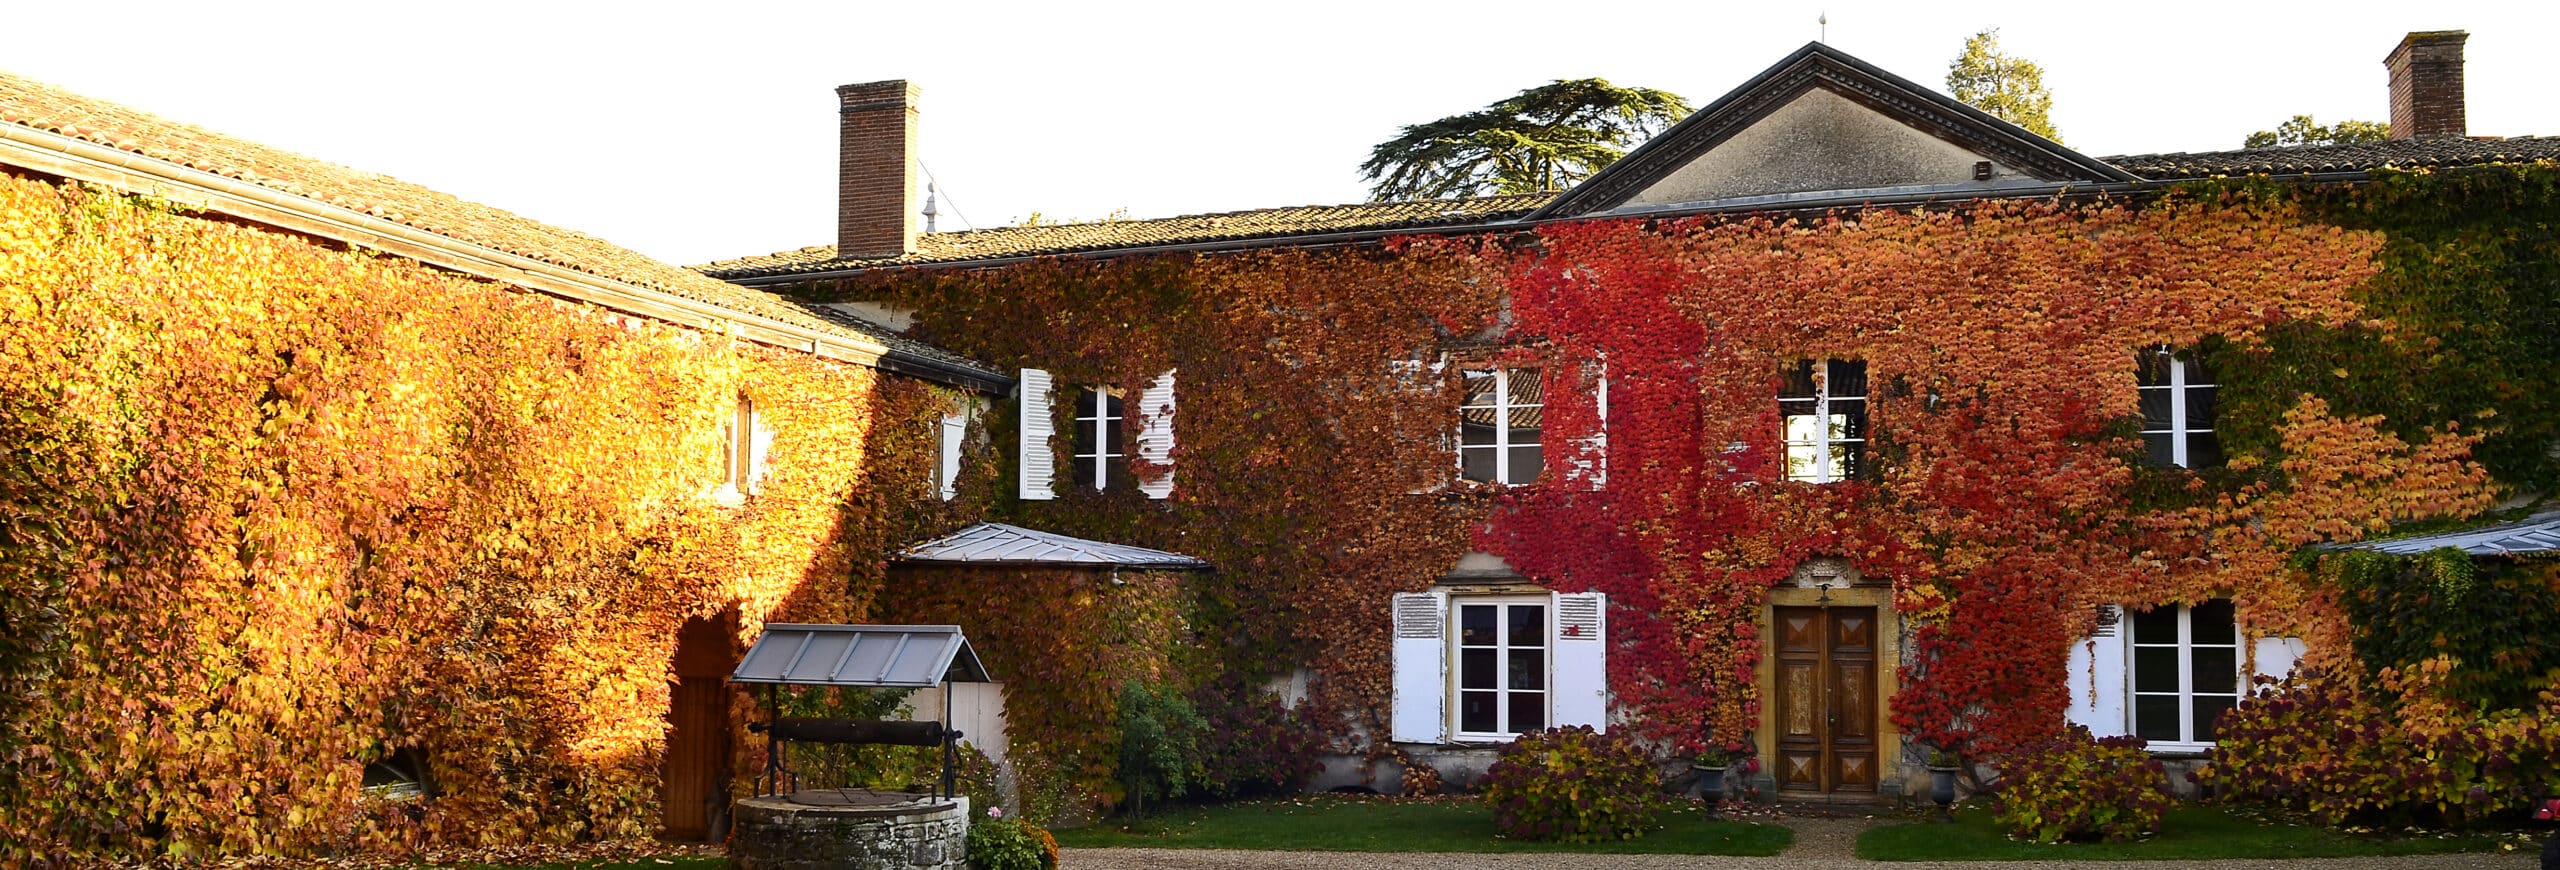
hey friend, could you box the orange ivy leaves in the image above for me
[0,177,960,862]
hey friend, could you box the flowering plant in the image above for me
[1693,739,1751,768]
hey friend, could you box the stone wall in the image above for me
[732,795,969,870]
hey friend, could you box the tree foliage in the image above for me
[1948,28,2061,142]
[2245,115,2391,149]
[1360,78,1690,201]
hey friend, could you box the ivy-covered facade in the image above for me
[708,35,2558,808]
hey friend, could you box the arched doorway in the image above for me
[662,612,737,841]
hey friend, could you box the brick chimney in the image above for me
[2384,31,2467,139]
[836,80,922,259]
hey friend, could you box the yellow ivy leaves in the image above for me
[0,176,966,862]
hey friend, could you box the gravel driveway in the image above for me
[1060,818,2544,869]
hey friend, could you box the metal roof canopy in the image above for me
[731,624,991,688]
[2331,510,2560,558]
[895,522,1211,569]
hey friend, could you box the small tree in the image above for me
[2243,115,2391,149]
[1947,28,2061,142]
[1113,682,1205,817]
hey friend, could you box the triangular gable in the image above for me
[1530,42,2136,220]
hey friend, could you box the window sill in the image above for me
[706,485,747,508]
[2144,740,2214,758]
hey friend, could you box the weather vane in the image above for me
[1819,13,1828,43]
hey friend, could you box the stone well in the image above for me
[731,789,969,870]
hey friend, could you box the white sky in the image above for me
[10,2,2556,267]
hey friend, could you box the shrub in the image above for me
[2200,662,2557,828]
[1479,725,1661,843]
[1188,675,1325,799]
[965,814,1058,870]
[1992,726,2170,843]
[1114,682,1206,816]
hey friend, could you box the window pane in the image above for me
[1508,691,1545,733]
[2191,599,2236,642]
[1464,370,1498,406]
[2187,432,2223,469]
[1104,415,1126,457]
[2181,353,2214,385]
[2132,607,2178,644]
[1461,691,1497,733]
[1778,398,1820,419]
[2144,433,2177,466]
[1461,649,1495,689]
[1786,440,1825,482]
[1780,360,1819,399]
[2134,695,2180,741]
[1461,417,1497,446]
[1509,604,1545,647]
[1077,389,1100,417]
[1509,649,1544,690]
[1835,400,1867,440]
[2185,386,2216,431]
[1072,458,1096,489]
[1839,441,1863,481]
[1104,459,1128,492]
[1509,445,1543,482]
[2139,387,2174,429]
[2137,349,2175,386]
[2192,647,2238,694]
[1460,605,1496,646]
[2133,646,2180,693]
[1461,446,1497,482]
[2194,695,2237,741]
[1827,360,1867,399]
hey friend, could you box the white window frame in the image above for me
[1450,596,1551,741]
[935,409,968,501]
[2139,347,2217,468]
[1070,386,1124,491]
[1459,368,1542,485]
[2128,601,2242,753]
[1779,359,1865,484]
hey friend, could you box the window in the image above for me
[1779,359,1866,483]
[1460,368,1542,484]
[2138,347,2220,468]
[2130,599,2240,746]
[1456,599,1547,737]
[1069,387,1127,491]
[1390,589,1607,743]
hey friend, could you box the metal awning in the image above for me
[731,624,991,687]
[2331,510,2560,558]
[894,522,1211,569]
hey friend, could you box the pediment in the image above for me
[1530,42,2135,220]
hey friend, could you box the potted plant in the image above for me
[1923,745,1963,822]
[1692,738,1751,815]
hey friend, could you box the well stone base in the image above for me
[731,791,968,870]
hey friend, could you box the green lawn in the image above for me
[1859,804,2507,861]
[1052,795,1790,854]
[454,859,726,870]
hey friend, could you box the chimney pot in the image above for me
[837,80,922,259]
[2384,31,2467,139]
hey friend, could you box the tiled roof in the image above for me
[2107,136,2560,180]
[695,194,1552,279]
[0,71,996,383]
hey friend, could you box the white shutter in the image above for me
[1018,368,1057,500]
[1551,591,1608,731]
[1135,369,1176,500]
[2066,605,2129,737]
[1566,359,1608,490]
[937,411,967,501]
[1389,591,1449,743]
[2252,636,2306,684]
[747,407,775,495]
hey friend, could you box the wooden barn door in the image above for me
[663,615,735,841]
[1773,606,1878,796]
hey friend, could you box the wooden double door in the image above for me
[1772,606,1878,796]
